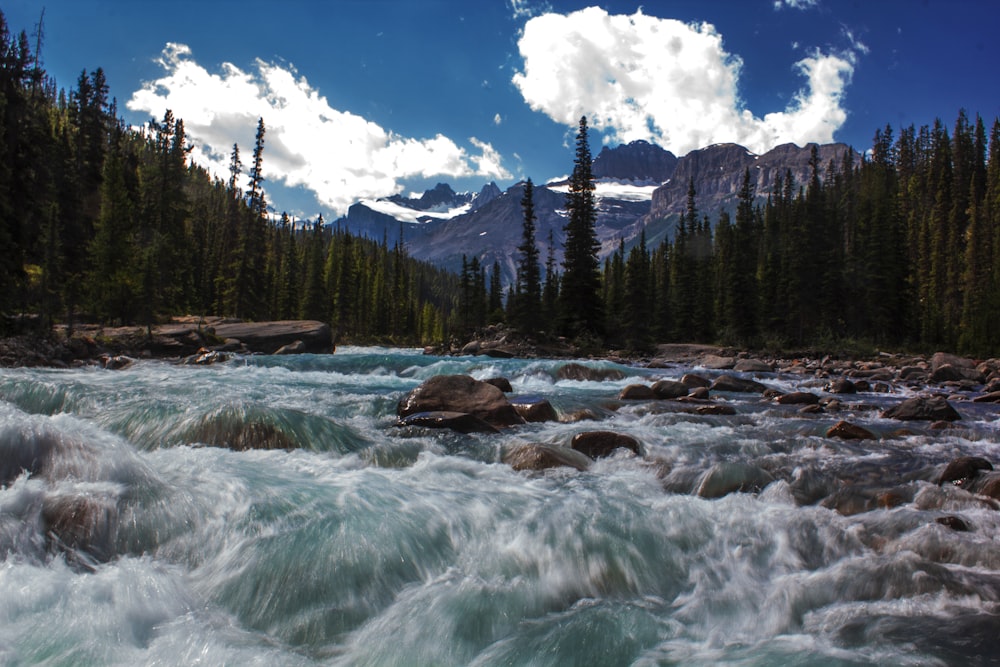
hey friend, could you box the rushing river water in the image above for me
[1,346,1000,666]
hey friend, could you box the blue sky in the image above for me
[5,0,999,219]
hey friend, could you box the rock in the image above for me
[100,354,134,370]
[680,373,712,388]
[555,363,627,382]
[733,359,773,373]
[482,347,514,359]
[687,387,711,400]
[570,431,643,459]
[483,377,513,393]
[970,474,1000,500]
[798,404,824,414]
[651,380,689,399]
[694,404,736,416]
[695,462,774,498]
[930,364,985,384]
[931,351,977,371]
[710,374,767,394]
[502,443,592,472]
[42,493,119,564]
[182,349,229,365]
[211,320,333,354]
[882,396,961,422]
[937,456,993,486]
[935,515,970,531]
[973,391,1000,403]
[619,384,656,400]
[701,354,736,370]
[460,341,481,355]
[825,378,857,394]
[397,374,525,428]
[509,395,558,423]
[826,420,876,440]
[775,391,820,405]
[396,411,499,434]
[274,340,307,355]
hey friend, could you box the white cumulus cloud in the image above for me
[127,43,511,216]
[512,7,857,156]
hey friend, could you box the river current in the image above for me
[1,346,999,666]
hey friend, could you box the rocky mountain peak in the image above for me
[592,140,678,183]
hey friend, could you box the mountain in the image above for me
[332,140,858,285]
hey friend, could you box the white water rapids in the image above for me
[1,347,999,665]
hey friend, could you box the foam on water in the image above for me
[1,349,999,665]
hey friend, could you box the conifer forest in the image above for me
[1,9,999,355]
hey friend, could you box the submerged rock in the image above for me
[695,462,774,498]
[42,493,119,564]
[882,396,961,422]
[396,411,499,434]
[397,374,525,428]
[502,443,592,472]
[555,363,627,382]
[570,431,642,459]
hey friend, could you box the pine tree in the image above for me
[513,178,542,333]
[559,116,603,339]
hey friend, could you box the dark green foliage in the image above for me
[511,178,542,333]
[559,116,603,339]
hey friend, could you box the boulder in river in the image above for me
[651,380,689,399]
[882,396,961,422]
[483,377,514,393]
[509,395,558,423]
[826,420,876,440]
[937,456,993,486]
[502,443,592,472]
[570,431,643,459]
[42,493,119,564]
[619,384,656,400]
[695,462,774,498]
[555,363,627,382]
[397,374,525,428]
[396,411,499,434]
[775,391,820,405]
[710,375,767,394]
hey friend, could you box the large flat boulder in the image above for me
[397,375,525,428]
[211,320,333,354]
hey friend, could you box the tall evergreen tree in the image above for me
[513,178,542,333]
[559,116,603,338]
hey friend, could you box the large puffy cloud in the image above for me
[512,7,856,156]
[128,43,510,215]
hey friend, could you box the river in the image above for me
[1,346,999,665]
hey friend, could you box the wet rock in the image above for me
[460,341,481,355]
[694,404,736,416]
[935,515,971,531]
[701,354,736,370]
[510,395,558,423]
[396,411,499,434]
[710,374,767,394]
[969,474,1000,500]
[733,359,773,373]
[619,384,656,400]
[776,391,820,405]
[931,351,977,372]
[482,347,514,359]
[826,420,876,440]
[680,373,712,388]
[937,456,992,486]
[651,380,689,399]
[555,363,627,382]
[274,340,307,355]
[695,462,774,498]
[100,354,134,370]
[502,443,592,472]
[193,410,298,450]
[872,382,892,393]
[570,431,643,459]
[882,396,961,422]
[798,404,824,414]
[42,493,119,564]
[853,380,871,392]
[182,348,230,365]
[397,374,525,428]
[483,377,513,393]
[687,387,711,400]
[972,391,1000,403]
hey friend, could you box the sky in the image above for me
[5,0,1000,220]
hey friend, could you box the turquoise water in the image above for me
[1,347,999,666]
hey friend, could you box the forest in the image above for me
[1,9,999,355]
